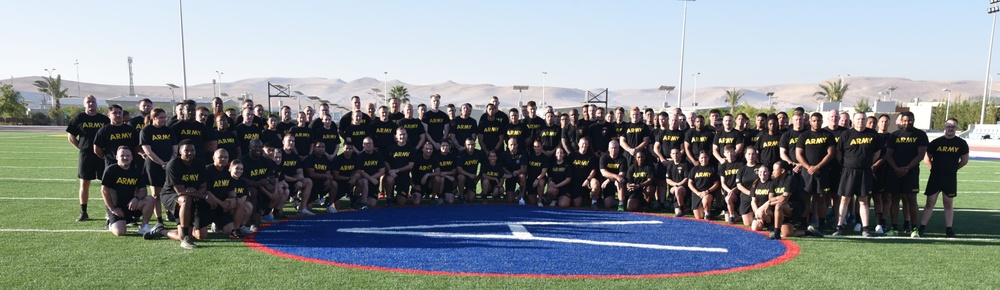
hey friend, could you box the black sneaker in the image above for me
[76,212,89,222]
[767,232,781,240]
[946,229,956,238]
[832,227,844,236]
[143,224,164,240]
[180,236,198,249]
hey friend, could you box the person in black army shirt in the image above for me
[226,160,255,234]
[276,106,297,138]
[755,115,783,166]
[623,150,656,212]
[479,150,508,203]
[712,114,744,165]
[538,111,562,157]
[422,94,450,148]
[600,140,630,211]
[388,98,405,123]
[568,138,599,208]
[664,148,690,217]
[871,114,893,234]
[718,145,744,223]
[339,96,372,132]
[619,107,651,159]
[885,111,929,235]
[94,105,140,168]
[684,115,714,166]
[260,115,283,148]
[687,151,719,220]
[478,103,507,153]
[832,112,881,237]
[304,141,339,213]
[500,138,528,204]
[522,101,546,145]
[203,149,242,238]
[652,112,675,163]
[736,147,763,226]
[395,104,427,150]
[235,108,262,157]
[559,110,578,154]
[279,135,314,215]
[312,114,341,159]
[745,113,767,149]
[915,118,969,238]
[371,106,399,150]
[524,140,550,206]
[796,112,836,229]
[101,146,155,236]
[383,129,415,206]
[748,162,774,233]
[356,137,385,209]
[505,108,529,153]
[332,142,363,212]
[456,138,482,202]
[139,108,175,226]
[342,109,372,150]
[780,112,807,174]
[449,103,478,151]
[240,139,282,224]
[823,110,847,217]
[587,108,614,155]
[289,112,314,159]
[171,100,216,162]
[411,141,440,205]
[482,96,509,125]
[768,161,818,239]
[214,113,240,159]
[309,103,333,131]
[144,140,220,249]
[436,142,459,204]
[545,147,573,208]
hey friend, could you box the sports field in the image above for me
[2,130,1000,289]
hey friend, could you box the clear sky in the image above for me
[3,1,995,93]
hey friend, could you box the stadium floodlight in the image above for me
[166,83,180,102]
[513,85,529,107]
[659,86,675,108]
[766,92,775,108]
[983,0,1000,124]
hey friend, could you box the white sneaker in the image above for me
[326,206,338,213]
[298,208,316,216]
[249,225,259,233]
[239,226,253,234]
[518,198,526,206]
[537,201,544,207]
[137,224,151,235]
[854,223,862,232]
[210,223,218,233]
[875,225,885,234]
[549,201,557,207]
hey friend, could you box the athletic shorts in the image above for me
[739,193,754,215]
[838,168,874,197]
[309,178,330,202]
[333,180,350,201]
[414,176,433,194]
[625,188,645,201]
[800,168,831,195]
[392,174,411,196]
[439,176,455,194]
[106,207,142,224]
[925,171,958,198]
[601,181,619,199]
[144,161,166,188]
[827,165,842,193]
[481,179,500,198]
[78,150,105,180]
[691,189,709,209]
[504,178,520,193]
[873,166,890,195]
[787,201,806,223]
[887,167,921,195]
[211,207,234,228]
[160,193,214,229]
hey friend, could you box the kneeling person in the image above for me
[101,146,155,236]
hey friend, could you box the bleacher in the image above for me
[963,124,1000,140]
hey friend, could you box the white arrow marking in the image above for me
[338,220,729,253]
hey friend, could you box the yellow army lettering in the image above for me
[440,160,454,167]
[282,160,297,167]
[429,118,445,124]
[180,129,200,136]
[212,179,230,187]
[393,151,411,158]
[339,164,356,171]
[632,171,647,179]
[691,136,708,143]
[109,132,133,140]
[573,159,590,166]
[694,172,712,178]
[754,188,770,196]
[896,136,918,143]
[456,124,473,130]
[295,132,310,138]
[243,133,260,140]
[116,177,138,186]
[82,122,104,129]
[418,164,433,171]
[528,161,542,167]
[662,135,680,142]
[607,163,620,170]
[250,168,268,177]
[804,137,827,145]
[376,128,393,134]
[724,168,739,176]
[483,126,499,133]
[181,174,199,182]
[322,134,338,140]
[217,137,234,145]
[152,134,171,141]
[761,140,779,148]
[464,159,478,166]
[542,131,557,137]
[849,137,873,146]
[717,137,734,144]
[937,146,960,153]
[626,127,644,134]
[314,164,327,171]
[363,160,379,166]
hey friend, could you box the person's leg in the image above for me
[919,192,938,229]
[858,195,870,230]
[383,176,395,203]
[837,195,850,228]
[726,190,738,223]
[905,194,919,231]
[943,195,955,228]
[110,220,127,236]
[299,179,313,211]
[140,196,154,227]
[79,179,91,220]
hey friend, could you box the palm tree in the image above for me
[33,75,69,125]
[724,88,744,113]
[813,79,849,102]
[854,96,872,112]
[389,85,410,104]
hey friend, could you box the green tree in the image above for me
[389,85,410,104]
[854,96,872,113]
[930,96,998,130]
[0,84,28,119]
[33,75,69,125]
[813,79,849,102]
[724,88,745,113]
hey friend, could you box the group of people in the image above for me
[65,92,970,248]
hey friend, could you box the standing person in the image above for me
[479,96,508,126]
[578,105,593,129]
[94,105,140,168]
[780,112,807,171]
[505,108,529,152]
[128,98,153,132]
[478,103,507,153]
[619,107,651,159]
[523,101,546,144]
[313,114,341,159]
[885,111,929,235]
[213,114,240,161]
[796,112,836,230]
[712,114,744,164]
[101,146,155,236]
[371,106,399,150]
[561,110,580,154]
[277,105,297,137]
[586,107,614,155]
[338,96,371,129]
[139,108,175,227]
[240,139,282,224]
[422,94,450,148]
[915,118,969,238]
[823,109,847,223]
[235,108,262,157]
[684,115,715,165]
[398,103,428,150]
[456,138,482,202]
[599,140,629,211]
[872,114,893,234]
[342,110,373,148]
[383,129,415,206]
[388,98,405,123]
[309,103,332,130]
[568,138,599,208]
[172,100,216,162]
[756,115,783,166]
[449,103,478,151]
[687,151,720,220]
[66,95,110,221]
[538,111,562,157]
[833,112,881,237]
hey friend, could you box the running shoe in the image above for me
[180,236,198,249]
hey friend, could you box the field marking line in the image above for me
[827,235,1000,242]
[0,197,103,201]
[0,177,78,182]
[0,166,75,169]
[0,229,106,233]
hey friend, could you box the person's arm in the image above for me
[67,133,80,149]
[686,179,699,195]
[814,145,836,170]
[736,181,752,195]
[958,153,970,171]
[905,146,928,170]
[636,136,650,151]
[620,136,636,155]
[684,141,697,164]
[712,144,726,164]
[795,147,810,170]
[706,180,720,194]
[94,145,105,160]
[536,168,548,181]
[101,186,123,217]
[306,168,325,180]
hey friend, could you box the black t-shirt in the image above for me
[214,130,239,160]
[338,112,371,131]
[538,124,561,151]
[333,153,359,179]
[505,122,529,150]
[501,150,528,173]
[171,120,209,156]
[163,158,207,195]
[887,127,930,168]
[371,120,399,150]
[745,129,761,148]
[751,179,771,207]
[412,154,438,181]
[235,115,266,129]
[622,122,651,149]
[205,165,234,199]
[713,129,744,157]
[451,116,478,145]
[231,178,248,197]
[422,110,450,143]
[825,126,848,144]
[94,124,139,162]
[101,163,148,204]
[397,118,426,149]
[664,161,690,183]
[388,112,405,124]
[478,117,506,152]
[927,136,969,174]
[457,149,483,175]
[259,129,281,149]
[276,121,297,138]
[313,125,341,155]
[611,122,626,138]
[480,160,505,180]
[341,122,371,145]
[755,132,783,166]
[626,163,655,184]
[795,129,835,166]
[587,121,615,153]
[240,155,275,182]
[357,150,385,176]
[279,150,302,178]
[780,128,806,163]
[837,128,882,169]
[549,160,573,185]
[235,123,262,155]
[384,143,416,170]
[288,126,313,156]
[687,165,718,191]
[66,112,110,152]
[525,152,550,179]
[771,174,803,203]
[657,129,685,157]
[302,153,333,179]
[139,125,176,161]
[524,116,546,141]
[568,151,597,182]
[599,153,629,176]
[562,125,581,153]
[128,115,146,132]
[685,128,714,159]
[437,151,458,173]
[480,111,508,127]
[736,163,761,191]
[719,161,744,189]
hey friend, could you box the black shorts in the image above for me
[838,168,874,197]
[601,181,619,199]
[738,193,754,215]
[925,171,958,198]
[211,207,234,227]
[309,178,330,202]
[800,168,831,195]
[481,179,501,198]
[413,175,433,194]
[106,207,142,224]
[873,165,890,195]
[887,167,921,195]
[144,161,166,188]
[160,193,214,229]
[691,190,710,209]
[504,178,520,193]
[78,150,105,180]
[392,174,411,196]
[625,188,645,201]
[332,180,350,201]
[440,176,455,194]
[787,201,806,223]
[827,165,843,193]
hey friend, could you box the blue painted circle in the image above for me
[252,205,791,277]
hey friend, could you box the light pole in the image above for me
[383,71,388,104]
[659,85,675,108]
[178,0,190,100]
[43,68,56,110]
[766,92,775,108]
[983,0,999,124]
[513,86,529,107]
[886,87,896,101]
[166,83,179,102]
[542,72,548,106]
[294,90,305,112]
[691,72,700,107]
[216,71,223,98]
[44,68,55,78]
[943,88,953,122]
[677,0,695,109]
[74,60,81,97]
